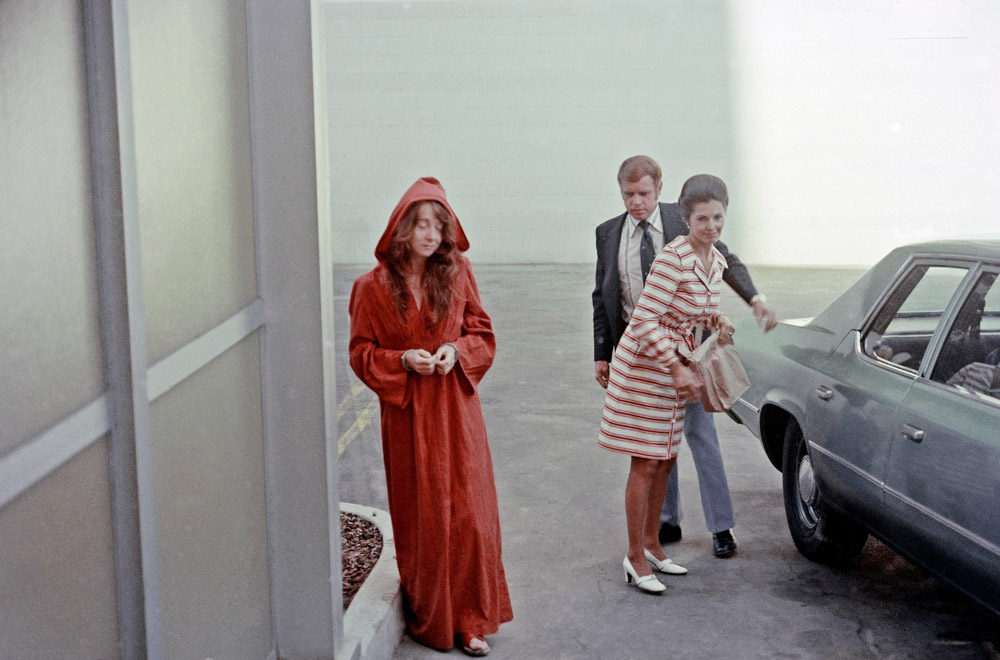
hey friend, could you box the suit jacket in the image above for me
[593,201,759,362]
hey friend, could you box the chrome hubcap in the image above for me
[796,453,819,528]
[797,455,816,502]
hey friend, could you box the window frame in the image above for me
[924,263,1000,407]
[857,256,977,378]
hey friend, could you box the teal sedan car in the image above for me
[731,240,1000,616]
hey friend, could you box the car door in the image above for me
[805,263,970,527]
[884,266,1000,609]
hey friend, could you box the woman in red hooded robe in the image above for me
[348,178,513,655]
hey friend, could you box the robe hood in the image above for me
[375,177,470,264]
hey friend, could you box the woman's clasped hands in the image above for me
[403,344,458,376]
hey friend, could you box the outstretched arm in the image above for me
[716,240,776,331]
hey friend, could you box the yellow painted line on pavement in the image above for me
[337,382,369,420]
[337,385,379,455]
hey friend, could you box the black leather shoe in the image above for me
[713,530,737,558]
[658,522,682,544]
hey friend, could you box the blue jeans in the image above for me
[659,401,735,534]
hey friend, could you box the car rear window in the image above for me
[862,265,968,372]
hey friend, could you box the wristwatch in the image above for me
[750,294,768,306]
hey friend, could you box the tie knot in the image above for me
[637,220,649,230]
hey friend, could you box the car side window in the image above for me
[862,265,968,372]
[930,271,1000,401]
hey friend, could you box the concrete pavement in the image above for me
[335,264,1000,660]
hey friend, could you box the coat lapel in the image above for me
[694,258,712,289]
[682,239,726,290]
[709,246,728,285]
[605,214,626,271]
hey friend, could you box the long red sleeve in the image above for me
[348,274,411,409]
[451,262,496,394]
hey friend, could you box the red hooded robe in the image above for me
[348,178,513,650]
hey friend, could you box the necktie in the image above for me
[638,220,654,284]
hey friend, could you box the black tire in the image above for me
[782,422,868,564]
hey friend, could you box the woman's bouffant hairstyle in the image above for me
[384,200,461,323]
[678,174,729,221]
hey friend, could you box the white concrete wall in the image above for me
[731,0,1000,266]
[325,0,737,264]
[326,0,1000,266]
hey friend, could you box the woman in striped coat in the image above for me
[599,174,737,594]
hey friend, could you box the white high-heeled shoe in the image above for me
[644,549,688,575]
[623,556,666,593]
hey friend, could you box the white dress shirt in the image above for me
[617,205,664,323]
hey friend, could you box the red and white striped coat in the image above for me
[599,235,727,460]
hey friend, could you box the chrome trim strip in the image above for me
[806,441,884,490]
[854,330,922,378]
[883,484,1000,557]
[734,397,759,415]
[0,396,111,509]
[912,376,1000,411]
[807,442,1000,557]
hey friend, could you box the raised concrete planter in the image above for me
[338,502,405,660]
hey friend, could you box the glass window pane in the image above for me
[862,265,968,371]
[0,439,119,660]
[128,1,258,364]
[150,333,271,659]
[932,271,1000,398]
[0,0,104,454]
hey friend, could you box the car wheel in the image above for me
[782,423,868,564]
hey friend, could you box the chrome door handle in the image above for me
[816,386,833,401]
[901,424,925,442]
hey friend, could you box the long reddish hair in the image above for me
[383,200,461,323]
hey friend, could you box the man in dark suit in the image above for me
[593,155,776,557]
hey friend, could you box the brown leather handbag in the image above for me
[678,332,751,412]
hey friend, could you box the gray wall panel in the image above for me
[0,439,120,660]
[150,334,271,660]
[0,0,105,453]
[127,0,258,364]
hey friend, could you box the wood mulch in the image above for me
[341,511,383,610]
